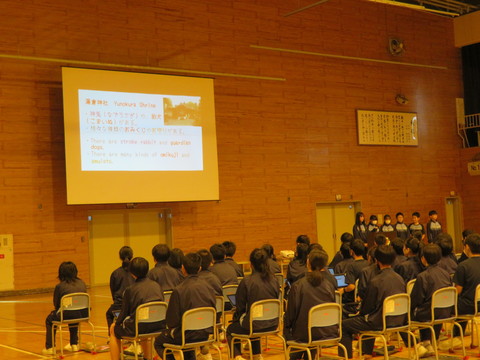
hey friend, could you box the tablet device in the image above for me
[334,274,348,288]
[112,310,121,319]
[328,267,335,274]
[227,294,237,306]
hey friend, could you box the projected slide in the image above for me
[79,90,203,171]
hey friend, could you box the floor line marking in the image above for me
[0,343,50,359]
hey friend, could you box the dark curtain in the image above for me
[462,43,480,147]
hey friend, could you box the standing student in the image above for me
[333,242,353,275]
[148,244,184,291]
[380,214,394,233]
[287,243,309,285]
[223,241,244,277]
[284,250,336,360]
[227,248,279,360]
[408,212,425,239]
[42,262,87,355]
[366,215,379,234]
[353,212,367,244]
[329,232,354,268]
[155,253,216,360]
[394,212,409,241]
[261,244,282,274]
[109,257,164,360]
[426,210,442,243]
[210,243,238,286]
[339,246,406,359]
[106,246,135,331]
[395,236,424,283]
[436,233,458,275]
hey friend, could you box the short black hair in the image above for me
[428,210,437,216]
[308,249,328,271]
[374,234,387,246]
[210,243,226,261]
[119,246,133,261]
[370,215,378,221]
[340,242,352,259]
[168,248,184,269]
[222,241,237,257]
[129,257,149,279]
[463,229,475,239]
[384,214,391,220]
[295,243,309,264]
[396,212,404,218]
[350,239,365,257]
[58,261,79,283]
[296,235,311,245]
[437,233,454,257]
[308,243,323,254]
[182,252,201,275]
[466,233,480,254]
[197,249,212,271]
[405,236,421,254]
[340,232,354,243]
[261,244,276,260]
[374,245,396,266]
[412,212,420,218]
[422,244,442,265]
[152,244,170,262]
[391,237,405,256]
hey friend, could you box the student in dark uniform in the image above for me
[227,248,279,360]
[458,229,475,263]
[109,257,164,360]
[395,236,424,283]
[197,249,223,296]
[42,262,88,355]
[287,243,308,285]
[409,244,452,358]
[353,212,367,244]
[342,239,369,306]
[394,212,409,241]
[296,234,311,246]
[168,248,186,282]
[447,233,480,348]
[380,214,395,233]
[426,210,442,243]
[210,243,238,286]
[366,215,379,234]
[284,249,336,360]
[148,244,184,291]
[357,247,380,302]
[261,244,282,274]
[223,241,244,277]
[408,212,425,239]
[329,233,354,268]
[339,245,406,359]
[436,233,458,275]
[333,242,353,275]
[391,237,406,270]
[155,252,216,360]
[106,246,135,331]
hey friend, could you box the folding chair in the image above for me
[215,295,226,341]
[286,303,348,360]
[120,301,167,360]
[358,293,418,360]
[51,292,96,359]
[411,287,466,360]
[222,285,238,328]
[163,290,173,304]
[335,290,342,305]
[457,284,480,349]
[229,299,286,360]
[162,307,221,360]
[406,279,416,296]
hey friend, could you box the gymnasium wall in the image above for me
[460,147,480,232]
[0,0,466,290]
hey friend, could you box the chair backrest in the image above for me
[222,284,238,306]
[475,284,480,315]
[215,295,224,325]
[248,299,281,335]
[275,273,284,301]
[163,290,172,304]
[58,293,90,322]
[406,279,416,296]
[181,307,216,345]
[431,286,457,319]
[335,290,342,305]
[134,301,167,336]
[308,302,342,344]
[381,293,410,332]
[353,278,359,301]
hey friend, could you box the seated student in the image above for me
[307,243,323,254]
[408,212,425,240]
[395,236,424,283]
[374,233,388,246]
[296,234,311,246]
[42,262,88,355]
[391,237,407,270]
[284,250,337,360]
[394,212,409,241]
[106,246,135,331]
[357,246,380,302]
[223,241,244,277]
[339,245,406,359]
[155,253,216,360]
[168,248,186,282]
[342,239,369,304]
[210,243,238,286]
[109,257,164,360]
[436,233,458,275]
[227,248,279,360]
[366,215,380,234]
[329,232,354,269]
[409,244,452,358]
[447,233,480,348]
[261,244,282,274]
[333,242,353,274]
[197,249,223,296]
[426,210,442,243]
[353,212,368,245]
[380,214,395,233]
[287,243,309,285]
[458,229,476,263]
[148,244,184,291]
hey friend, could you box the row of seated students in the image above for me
[42,231,480,360]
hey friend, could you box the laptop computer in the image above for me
[334,274,348,288]
[227,294,237,306]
